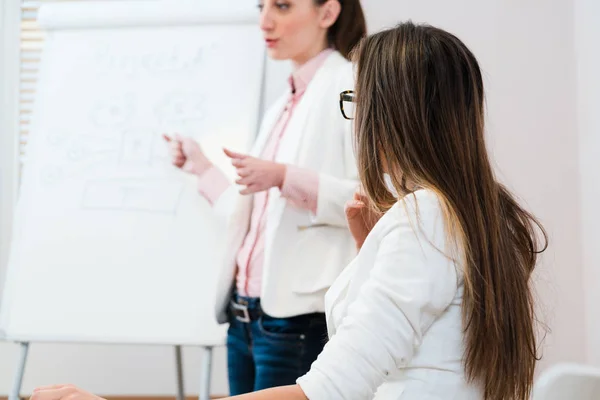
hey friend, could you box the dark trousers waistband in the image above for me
[229,293,326,324]
[229,293,262,323]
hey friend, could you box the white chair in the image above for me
[532,363,600,399]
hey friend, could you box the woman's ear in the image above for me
[319,0,341,29]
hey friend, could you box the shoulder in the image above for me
[399,189,444,227]
[357,189,460,300]
[383,189,443,228]
[367,190,461,290]
[373,189,447,250]
[325,51,353,73]
[318,51,354,90]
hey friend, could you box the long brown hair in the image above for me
[315,0,366,60]
[353,22,548,400]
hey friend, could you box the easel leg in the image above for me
[199,346,212,400]
[175,345,185,400]
[10,342,29,400]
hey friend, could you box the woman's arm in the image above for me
[164,134,233,207]
[278,166,319,213]
[227,384,307,400]
[296,193,458,399]
[195,165,232,205]
[164,134,241,220]
[304,104,359,228]
[29,384,308,400]
[309,173,358,228]
[284,163,358,228]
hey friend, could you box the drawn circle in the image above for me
[40,166,63,185]
[90,97,133,128]
[67,145,85,161]
[47,132,68,146]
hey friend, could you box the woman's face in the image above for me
[258,0,334,65]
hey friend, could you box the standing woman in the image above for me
[165,0,366,395]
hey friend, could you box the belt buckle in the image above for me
[231,300,250,323]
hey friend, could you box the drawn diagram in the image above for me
[119,128,156,165]
[39,131,121,186]
[141,46,206,74]
[94,43,216,77]
[154,92,205,126]
[38,88,205,215]
[46,132,70,146]
[40,153,117,187]
[40,165,64,186]
[89,94,135,128]
[81,179,183,214]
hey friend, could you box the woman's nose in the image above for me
[259,5,275,32]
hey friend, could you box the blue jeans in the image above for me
[226,294,327,395]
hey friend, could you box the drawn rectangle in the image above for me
[82,179,183,214]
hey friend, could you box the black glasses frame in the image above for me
[339,90,355,120]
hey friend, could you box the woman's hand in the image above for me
[30,385,105,400]
[224,148,286,195]
[163,134,212,175]
[345,192,383,250]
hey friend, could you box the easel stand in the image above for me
[10,342,28,400]
[10,342,214,400]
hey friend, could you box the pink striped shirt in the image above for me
[195,49,332,297]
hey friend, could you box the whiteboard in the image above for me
[0,1,265,346]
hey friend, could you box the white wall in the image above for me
[0,0,589,396]
[576,0,600,365]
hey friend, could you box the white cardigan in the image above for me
[297,190,483,399]
[212,51,358,323]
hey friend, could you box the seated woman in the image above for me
[30,21,547,400]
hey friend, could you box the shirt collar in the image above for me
[288,48,334,96]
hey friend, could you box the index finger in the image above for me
[223,148,247,160]
[163,135,182,149]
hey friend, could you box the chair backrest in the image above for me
[532,363,600,399]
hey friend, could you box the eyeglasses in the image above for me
[339,90,355,120]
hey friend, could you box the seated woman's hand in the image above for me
[30,385,105,400]
[345,192,382,250]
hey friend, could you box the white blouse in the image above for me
[297,190,484,399]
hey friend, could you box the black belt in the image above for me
[229,297,262,323]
